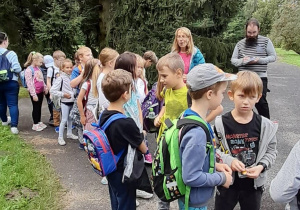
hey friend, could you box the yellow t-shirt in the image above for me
[157,85,188,142]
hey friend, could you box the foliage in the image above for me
[275,48,300,67]
[0,125,63,209]
[270,2,300,54]
[103,0,244,84]
[19,87,29,98]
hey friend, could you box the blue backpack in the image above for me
[83,113,127,177]
[20,66,34,88]
[0,50,12,82]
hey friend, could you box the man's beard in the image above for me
[246,35,258,46]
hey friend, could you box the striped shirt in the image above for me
[231,35,276,77]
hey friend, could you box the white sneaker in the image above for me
[38,122,47,129]
[2,116,11,126]
[136,189,153,199]
[101,177,108,185]
[58,137,66,146]
[136,200,139,207]
[67,133,78,140]
[11,127,19,134]
[32,124,44,131]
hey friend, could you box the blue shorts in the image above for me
[178,199,207,210]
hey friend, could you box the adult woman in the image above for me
[172,27,205,82]
[0,32,22,134]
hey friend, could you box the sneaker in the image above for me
[136,189,153,199]
[136,200,139,207]
[58,137,66,146]
[32,124,44,131]
[38,122,47,129]
[101,177,108,185]
[55,126,59,133]
[2,116,11,126]
[78,143,84,150]
[144,153,153,164]
[49,119,54,126]
[67,133,78,140]
[11,127,19,134]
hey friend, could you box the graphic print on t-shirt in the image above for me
[222,112,261,167]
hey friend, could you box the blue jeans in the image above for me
[178,199,207,210]
[107,170,136,210]
[0,80,19,127]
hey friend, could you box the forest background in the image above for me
[0,0,299,84]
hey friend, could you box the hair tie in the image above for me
[32,51,36,55]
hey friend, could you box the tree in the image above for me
[270,1,300,54]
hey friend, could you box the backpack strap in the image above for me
[59,77,63,91]
[101,113,127,131]
[2,50,10,57]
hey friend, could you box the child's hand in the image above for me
[33,96,38,102]
[231,159,245,172]
[246,165,264,179]
[80,116,86,125]
[44,89,48,95]
[64,93,71,99]
[154,116,161,127]
[216,163,232,175]
[222,171,233,188]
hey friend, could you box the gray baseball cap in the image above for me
[187,63,237,91]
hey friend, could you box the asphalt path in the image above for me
[17,62,299,210]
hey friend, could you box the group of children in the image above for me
[15,43,279,210]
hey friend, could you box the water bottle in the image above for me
[148,107,156,119]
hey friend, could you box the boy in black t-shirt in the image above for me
[100,69,147,210]
[214,71,278,210]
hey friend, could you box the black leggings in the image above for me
[30,92,44,124]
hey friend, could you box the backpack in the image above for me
[152,115,214,210]
[141,82,164,133]
[83,113,127,177]
[20,66,34,88]
[52,78,64,110]
[0,50,12,82]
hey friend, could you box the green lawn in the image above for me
[18,87,29,98]
[0,125,63,209]
[275,48,300,68]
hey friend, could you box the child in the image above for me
[153,52,189,210]
[51,50,66,132]
[214,71,278,210]
[70,46,93,148]
[115,52,153,199]
[135,54,148,104]
[50,59,78,146]
[96,47,119,111]
[24,51,48,131]
[77,58,101,131]
[270,140,299,210]
[101,69,147,209]
[179,63,235,210]
[143,50,158,68]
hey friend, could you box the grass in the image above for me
[0,125,64,210]
[275,48,300,68]
[18,87,29,98]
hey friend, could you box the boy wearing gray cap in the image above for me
[214,71,278,210]
[179,63,235,210]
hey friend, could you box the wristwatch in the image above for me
[257,162,267,173]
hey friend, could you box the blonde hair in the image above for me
[53,50,66,69]
[102,69,132,102]
[82,58,101,98]
[99,47,119,66]
[24,51,43,68]
[171,27,195,55]
[156,52,184,73]
[135,54,145,80]
[77,46,91,63]
[230,71,263,96]
[61,58,73,70]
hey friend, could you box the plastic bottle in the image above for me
[148,107,156,119]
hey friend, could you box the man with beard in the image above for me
[231,18,276,119]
